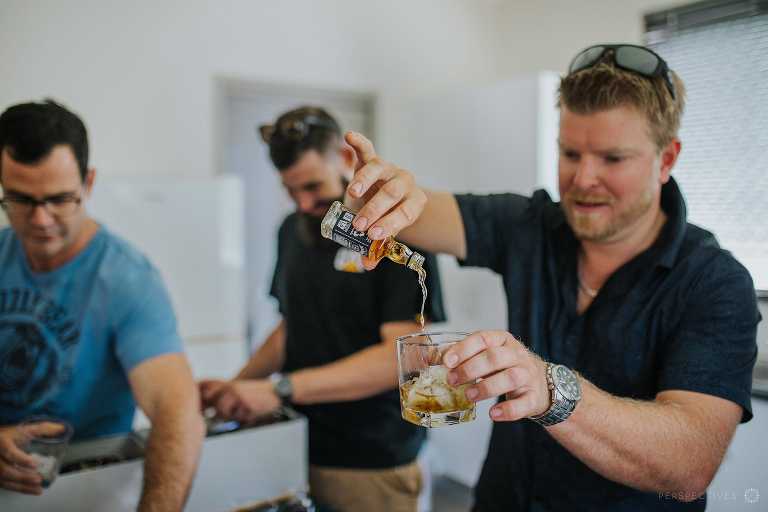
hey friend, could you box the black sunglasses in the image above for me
[259,114,339,144]
[568,44,676,100]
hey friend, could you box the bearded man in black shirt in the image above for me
[200,106,445,512]
[341,45,759,511]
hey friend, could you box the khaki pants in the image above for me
[309,461,422,512]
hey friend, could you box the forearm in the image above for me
[236,321,286,380]
[547,379,722,498]
[399,190,466,259]
[138,409,204,512]
[291,343,397,404]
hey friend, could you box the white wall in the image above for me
[0,0,684,179]
[88,175,245,341]
[0,0,504,179]
[494,0,683,75]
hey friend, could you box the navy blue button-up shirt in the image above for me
[456,178,759,511]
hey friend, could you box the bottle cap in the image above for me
[320,201,344,240]
[407,252,425,272]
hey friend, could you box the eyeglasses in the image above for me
[568,44,676,100]
[258,114,339,144]
[0,194,83,218]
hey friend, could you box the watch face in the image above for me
[275,376,293,399]
[553,365,581,401]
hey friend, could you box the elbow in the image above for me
[676,488,707,503]
[658,483,708,504]
[167,402,206,441]
[664,471,715,503]
[176,393,207,443]
[184,393,206,442]
[681,475,713,503]
[647,453,717,503]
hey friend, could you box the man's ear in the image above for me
[659,138,681,184]
[84,168,97,197]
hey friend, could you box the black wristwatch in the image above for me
[271,373,294,404]
[529,363,582,427]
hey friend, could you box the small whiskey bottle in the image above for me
[320,201,425,272]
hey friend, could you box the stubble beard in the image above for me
[564,187,654,242]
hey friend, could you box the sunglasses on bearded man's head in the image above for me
[568,44,676,100]
[259,114,339,144]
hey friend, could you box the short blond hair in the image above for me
[558,59,686,151]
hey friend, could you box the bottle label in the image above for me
[331,210,372,256]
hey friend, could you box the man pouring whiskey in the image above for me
[341,45,759,510]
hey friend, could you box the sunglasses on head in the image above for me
[568,44,676,100]
[259,114,339,144]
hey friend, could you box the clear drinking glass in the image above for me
[397,331,476,427]
[17,416,73,488]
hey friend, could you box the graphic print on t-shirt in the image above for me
[0,287,80,414]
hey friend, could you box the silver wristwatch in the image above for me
[271,373,293,404]
[529,363,582,427]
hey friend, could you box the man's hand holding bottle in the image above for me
[343,132,426,269]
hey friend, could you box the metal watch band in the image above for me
[529,363,579,427]
[533,389,577,426]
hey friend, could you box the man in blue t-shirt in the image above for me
[0,100,204,510]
